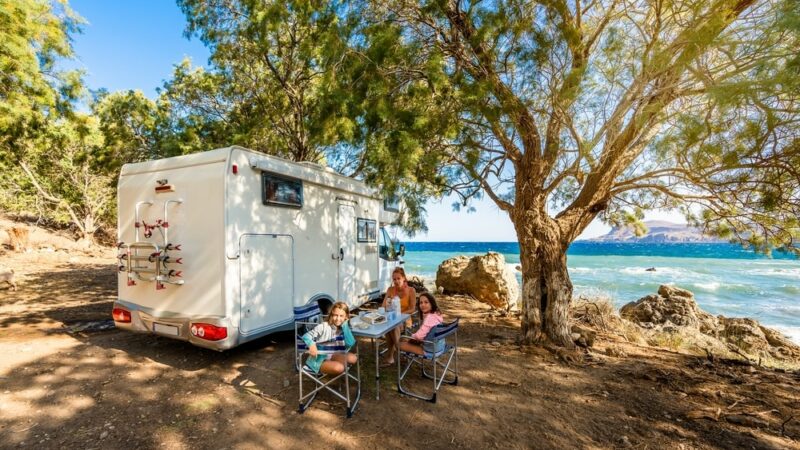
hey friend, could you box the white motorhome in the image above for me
[112,146,404,350]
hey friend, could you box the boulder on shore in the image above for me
[436,252,519,309]
[620,284,800,361]
[620,284,719,334]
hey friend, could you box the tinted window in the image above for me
[262,173,303,208]
[383,195,400,212]
[357,218,377,243]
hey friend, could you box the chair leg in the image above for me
[299,359,361,417]
[299,390,317,414]
[397,353,436,402]
[421,349,458,386]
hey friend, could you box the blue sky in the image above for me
[67,0,209,97]
[65,1,680,242]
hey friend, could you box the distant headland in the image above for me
[586,220,726,243]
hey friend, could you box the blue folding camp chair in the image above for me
[294,305,361,417]
[294,303,323,371]
[398,318,459,403]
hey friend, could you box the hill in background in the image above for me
[589,220,725,243]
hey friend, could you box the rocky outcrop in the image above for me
[436,252,519,309]
[406,275,429,294]
[621,284,800,362]
[620,285,719,334]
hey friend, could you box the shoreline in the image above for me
[406,268,800,347]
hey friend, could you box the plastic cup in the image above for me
[378,307,385,315]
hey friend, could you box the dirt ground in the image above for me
[1,246,799,449]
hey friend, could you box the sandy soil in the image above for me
[1,245,799,449]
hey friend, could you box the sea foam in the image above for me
[620,266,686,276]
[772,326,800,346]
[748,268,800,279]
[693,281,721,291]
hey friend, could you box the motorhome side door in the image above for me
[239,234,294,334]
[337,203,357,303]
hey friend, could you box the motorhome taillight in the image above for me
[190,323,227,341]
[112,308,131,323]
[232,164,238,174]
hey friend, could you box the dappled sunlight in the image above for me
[125,365,162,382]
[155,429,189,450]
[2,255,799,448]
[51,396,96,419]
[0,341,78,378]
[0,397,35,420]
[0,261,115,331]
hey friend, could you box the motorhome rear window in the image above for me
[262,173,303,208]
[357,218,377,243]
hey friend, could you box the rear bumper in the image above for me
[112,300,239,351]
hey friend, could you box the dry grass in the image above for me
[571,295,646,345]
[571,295,616,330]
[648,332,686,352]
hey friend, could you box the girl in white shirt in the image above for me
[301,301,357,374]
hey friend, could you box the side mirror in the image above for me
[398,243,406,257]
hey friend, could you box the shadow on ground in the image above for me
[1,263,798,449]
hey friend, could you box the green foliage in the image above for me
[0,0,114,237]
[0,0,83,155]
[92,90,176,171]
[0,114,115,240]
[352,0,800,255]
[174,0,364,162]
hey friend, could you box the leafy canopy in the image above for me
[353,0,800,254]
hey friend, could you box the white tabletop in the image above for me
[351,313,410,339]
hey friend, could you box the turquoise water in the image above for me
[403,242,800,343]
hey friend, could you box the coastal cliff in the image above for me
[589,220,725,243]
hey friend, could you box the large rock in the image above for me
[436,252,519,309]
[718,317,768,353]
[621,284,800,362]
[620,286,718,333]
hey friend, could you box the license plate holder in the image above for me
[153,322,179,336]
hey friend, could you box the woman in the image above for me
[399,292,444,356]
[380,267,416,366]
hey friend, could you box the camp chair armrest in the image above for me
[300,337,350,354]
[302,348,349,356]
[303,349,344,354]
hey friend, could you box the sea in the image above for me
[402,241,800,344]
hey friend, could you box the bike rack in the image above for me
[162,199,183,247]
[134,201,154,243]
[119,199,185,290]
[121,242,160,286]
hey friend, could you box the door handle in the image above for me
[340,248,344,260]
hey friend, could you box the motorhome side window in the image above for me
[262,173,303,208]
[357,218,377,243]
[383,195,400,212]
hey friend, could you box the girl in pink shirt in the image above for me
[400,292,443,356]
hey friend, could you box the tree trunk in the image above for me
[80,214,96,245]
[514,214,574,348]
